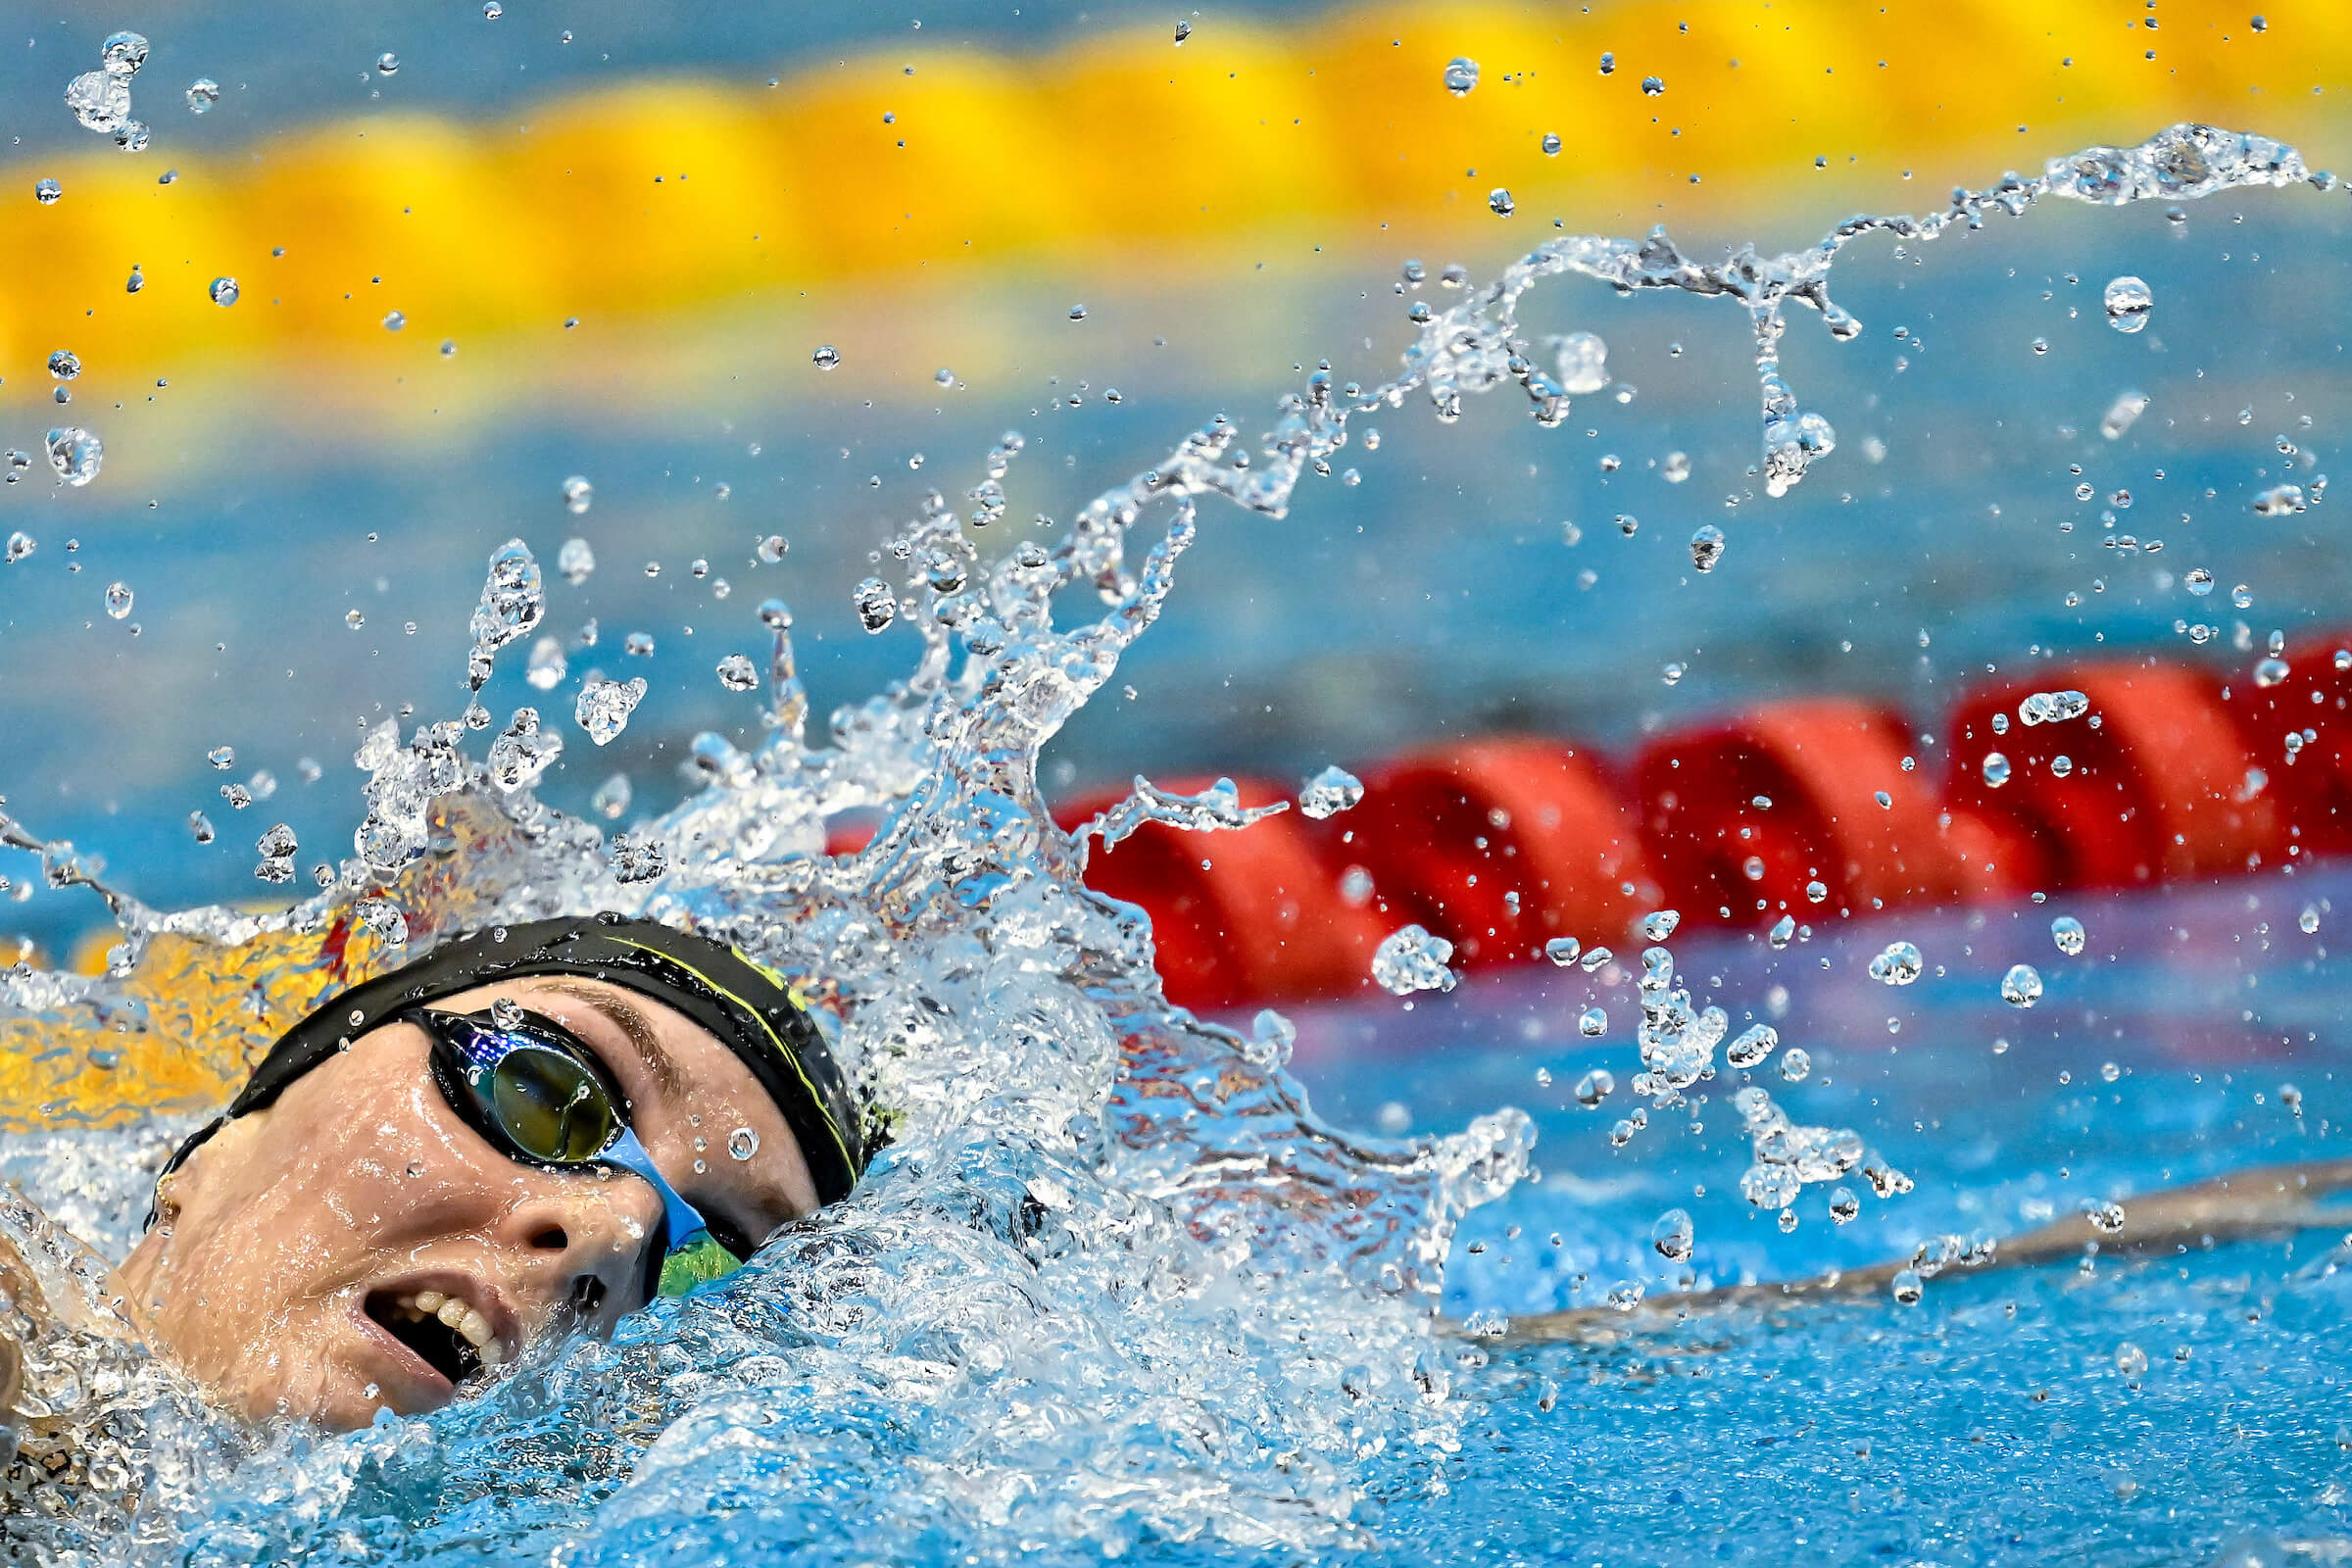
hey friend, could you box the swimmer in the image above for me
[2,915,870,1448]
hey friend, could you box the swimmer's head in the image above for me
[111,915,869,1430]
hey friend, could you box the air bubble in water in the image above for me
[854,576,898,632]
[1650,1207,1693,1262]
[2052,915,2086,956]
[1371,924,1455,995]
[44,427,102,486]
[727,1127,760,1161]
[1578,1006,1606,1037]
[1443,57,1479,95]
[1868,941,1923,985]
[1983,752,2012,788]
[210,276,239,306]
[1554,330,1609,395]
[715,653,759,691]
[1544,936,1581,966]
[103,581,132,619]
[1689,523,1725,571]
[2001,963,2043,1007]
[2103,274,2152,332]
[811,345,841,369]
[1298,765,1363,818]
[185,77,220,114]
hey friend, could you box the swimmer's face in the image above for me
[111,977,816,1431]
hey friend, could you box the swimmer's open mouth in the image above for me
[364,1288,507,1385]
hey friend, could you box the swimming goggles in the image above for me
[404,1005,749,1300]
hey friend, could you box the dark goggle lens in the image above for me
[470,1039,620,1164]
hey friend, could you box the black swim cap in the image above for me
[157,913,868,1211]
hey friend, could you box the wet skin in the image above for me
[108,977,816,1430]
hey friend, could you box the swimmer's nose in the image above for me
[497,1181,663,1330]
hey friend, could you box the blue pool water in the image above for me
[1292,863,2352,1563]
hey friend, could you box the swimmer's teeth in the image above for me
[390,1291,503,1372]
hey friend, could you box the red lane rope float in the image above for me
[2220,629,2352,859]
[1332,736,1650,967]
[1635,699,1980,927]
[1052,776,1387,1011]
[1943,662,2284,890]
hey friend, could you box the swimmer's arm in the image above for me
[1492,1154,2352,1345]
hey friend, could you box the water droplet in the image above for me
[1487,187,1514,217]
[727,1126,760,1161]
[1597,51,1615,74]
[1580,945,1612,973]
[1173,18,1191,43]
[1890,1269,1924,1305]
[2087,1200,2127,1235]
[1829,1187,1859,1224]
[715,653,759,691]
[622,630,655,658]
[209,276,239,306]
[1067,302,1088,320]
[381,310,405,331]
[103,581,133,619]
[2001,963,2043,1007]
[1689,523,1725,571]
[1650,1207,1694,1262]
[1641,74,1664,95]
[590,772,631,820]
[375,52,400,75]
[2019,689,2091,725]
[1726,1024,1778,1068]
[102,30,148,78]
[1805,879,1829,904]
[1778,1048,1811,1083]
[114,121,148,153]
[2254,657,2289,687]
[609,831,668,885]
[1544,936,1581,966]
[1578,1005,1607,1037]
[556,475,594,516]
[65,70,130,134]
[811,344,841,370]
[2115,1342,2148,1382]
[47,350,80,381]
[1868,941,1924,985]
[854,576,898,632]
[184,77,220,114]
[1298,764,1364,819]
[757,535,788,564]
[2051,915,2086,956]
[1554,330,1609,395]
[44,427,102,486]
[1372,924,1456,996]
[2103,274,2153,333]
[206,746,233,770]
[1574,1067,1614,1107]
[187,810,214,844]
[32,178,62,205]
[1639,909,1680,943]
[4,532,34,564]
[574,675,648,745]
[1443,56,1480,95]
[1983,752,2012,788]
[2300,903,2322,935]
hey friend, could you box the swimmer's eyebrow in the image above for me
[540,980,685,1100]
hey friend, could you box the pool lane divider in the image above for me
[1044,645,2346,1010]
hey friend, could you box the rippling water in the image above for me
[1,124,2347,1564]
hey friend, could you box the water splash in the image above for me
[0,120,2330,1560]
